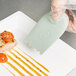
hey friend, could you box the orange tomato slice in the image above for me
[1,31,14,43]
[0,53,8,63]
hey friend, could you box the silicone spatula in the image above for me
[25,12,69,54]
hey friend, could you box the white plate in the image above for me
[0,11,76,76]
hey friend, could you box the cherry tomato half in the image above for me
[1,31,14,43]
[0,53,8,63]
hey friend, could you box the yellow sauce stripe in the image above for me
[6,61,25,76]
[9,50,41,76]
[17,48,50,72]
[13,49,48,76]
[6,54,34,76]
[1,64,15,76]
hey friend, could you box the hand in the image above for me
[66,10,76,33]
[51,0,76,33]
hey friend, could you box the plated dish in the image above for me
[0,31,17,63]
[0,31,50,75]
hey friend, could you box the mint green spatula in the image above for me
[26,12,69,54]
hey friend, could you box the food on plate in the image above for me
[1,31,14,43]
[0,53,8,63]
[0,31,17,53]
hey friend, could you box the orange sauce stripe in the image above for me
[17,48,50,72]
[18,48,50,72]
[9,50,41,76]
[1,64,15,76]
[13,49,48,76]
[6,61,25,76]
[6,54,34,76]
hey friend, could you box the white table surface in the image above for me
[0,11,76,76]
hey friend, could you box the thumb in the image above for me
[51,0,67,21]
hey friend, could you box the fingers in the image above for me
[66,10,74,22]
[67,20,76,33]
[66,10,76,33]
[51,0,68,21]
